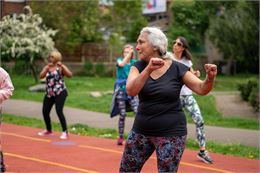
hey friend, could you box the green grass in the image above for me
[10,74,259,130]
[187,95,259,130]
[3,113,259,160]
[11,75,115,112]
[212,74,259,91]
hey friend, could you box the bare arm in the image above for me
[126,66,150,96]
[190,67,200,77]
[0,72,14,103]
[183,64,217,95]
[60,63,73,78]
[126,57,164,96]
[118,48,134,67]
[39,65,50,79]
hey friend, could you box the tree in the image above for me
[111,0,148,42]
[168,0,237,49]
[29,1,102,54]
[98,0,147,61]
[99,0,147,43]
[0,6,57,82]
[206,1,259,73]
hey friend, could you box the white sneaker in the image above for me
[60,132,68,139]
[38,130,53,136]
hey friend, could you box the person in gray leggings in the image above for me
[172,36,213,164]
[111,44,138,145]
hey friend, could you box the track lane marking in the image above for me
[1,132,50,142]
[2,131,234,173]
[79,145,122,154]
[79,144,234,173]
[5,153,99,173]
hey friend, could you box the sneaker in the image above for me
[38,130,53,136]
[60,132,68,139]
[197,150,213,164]
[117,137,124,145]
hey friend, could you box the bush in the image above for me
[237,78,258,101]
[248,87,259,112]
[237,78,259,112]
[82,61,94,76]
[95,62,105,77]
[12,60,31,75]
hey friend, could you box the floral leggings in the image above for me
[116,90,138,138]
[180,95,206,148]
[0,107,5,172]
[120,130,186,173]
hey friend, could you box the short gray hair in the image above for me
[140,27,171,59]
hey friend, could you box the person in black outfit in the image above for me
[119,27,217,173]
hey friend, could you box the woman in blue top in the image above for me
[120,27,217,172]
[112,44,138,145]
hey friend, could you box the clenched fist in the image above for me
[146,58,165,73]
[204,64,217,81]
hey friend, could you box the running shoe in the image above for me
[197,150,213,164]
[38,130,53,136]
[60,132,69,139]
[117,137,124,145]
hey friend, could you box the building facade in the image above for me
[0,0,27,18]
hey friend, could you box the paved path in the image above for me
[3,99,260,147]
[212,91,259,120]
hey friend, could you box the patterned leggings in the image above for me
[116,90,138,138]
[120,130,186,173]
[0,108,5,172]
[180,95,206,148]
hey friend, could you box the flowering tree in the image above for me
[0,6,57,82]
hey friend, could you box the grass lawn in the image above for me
[10,74,259,130]
[213,74,258,91]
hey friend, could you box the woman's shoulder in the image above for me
[172,59,183,66]
[0,67,9,77]
[133,60,147,72]
[134,60,147,66]
[171,60,189,71]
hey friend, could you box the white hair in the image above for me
[140,27,171,59]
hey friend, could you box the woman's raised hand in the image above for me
[204,64,217,81]
[147,57,164,73]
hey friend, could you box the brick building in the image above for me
[0,0,27,18]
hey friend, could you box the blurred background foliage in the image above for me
[29,0,147,53]
[0,0,257,75]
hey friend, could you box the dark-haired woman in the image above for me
[172,36,213,164]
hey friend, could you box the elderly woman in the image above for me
[119,27,217,172]
[38,51,72,140]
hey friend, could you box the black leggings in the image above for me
[42,90,68,132]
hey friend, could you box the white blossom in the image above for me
[0,11,58,61]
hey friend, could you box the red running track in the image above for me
[1,123,259,173]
